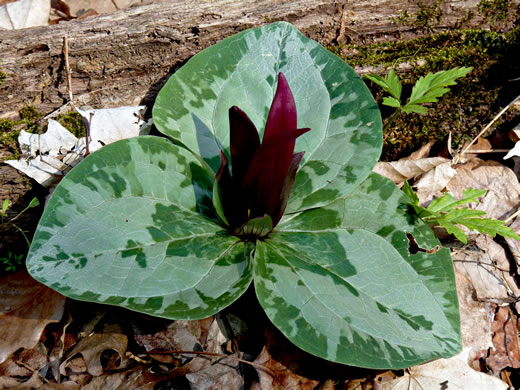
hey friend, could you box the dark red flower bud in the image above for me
[215,72,310,237]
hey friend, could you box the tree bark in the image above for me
[0,0,484,119]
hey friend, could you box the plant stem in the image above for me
[383,109,402,131]
[13,224,31,247]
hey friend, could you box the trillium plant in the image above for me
[27,22,461,369]
[216,73,310,236]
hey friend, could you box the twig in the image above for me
[460,149,510,154]
[145,349,273,374]
[454,94,520,164]
[452,259,511,273]
[63,37,73,102]
[504,209,520,224]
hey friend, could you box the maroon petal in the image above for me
[271,151,305,226]
[241,127,310,222]
[215,150,248,227]
[263,73,297,143]
[229,106,260,183]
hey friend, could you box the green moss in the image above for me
[19,106,41,122]
[0,71,6,85]
[0,106,45,160]
[56,111,86,138]
[0,119,20,160]
[0,107,88,162]
[478,0,512,24]
[329,28,520,160]
[390,0,443,30]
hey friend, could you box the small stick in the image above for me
[455,94,520,164]
[462,149,510,154]
[63,36,73,102]
[146,349,273,374]
[504,208,520,224]
[82,112,94,156]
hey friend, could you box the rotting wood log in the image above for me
[0,0,485,119]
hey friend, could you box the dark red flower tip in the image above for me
[216,72,309,236]
[264,72,297,143]
[241,128,310,224]
[229,106,260,185]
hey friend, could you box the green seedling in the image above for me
[0,252,24,273]
[403,181,520,244]
[365,67,472,130]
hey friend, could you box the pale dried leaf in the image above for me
[0,0,49,29]
[452,235,520,304]
[373,157,451,184]
[0,270,65,364]
[5,106,148,188]
[414,160,456,194]
[59,333,128,376]
[380,348,508,390]
[455,271,493,350]
[504,140,520,160]
[61,0,142,17]
[407,141,436,160]
[76,106,148,153]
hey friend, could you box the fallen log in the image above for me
[0,0,484,119]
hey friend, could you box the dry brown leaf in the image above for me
[452,235,520,306]
[59,333,128,376]
[48,313,74,382]
[40,382,80,389]
[380,349,508,390]
[252,328,320,390]
[186,357,244,390]
[0,270,65,364]
[253,346,319,390]
[135,318,221,376]
[486,306,520,374]
[185,316,244,389]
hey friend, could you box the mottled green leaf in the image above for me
[255,173,461,368]
[26,137,253,320]
[402,180,419,205]
[153,22,382,213]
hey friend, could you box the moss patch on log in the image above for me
[330,28,520,160]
